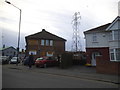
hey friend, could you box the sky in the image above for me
[0,0,119,51]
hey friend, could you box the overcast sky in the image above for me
[0,0,119,51]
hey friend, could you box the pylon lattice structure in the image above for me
[71,12,82,52]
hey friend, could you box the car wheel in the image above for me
[43,63,47,68]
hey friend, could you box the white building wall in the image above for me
[108,20,120,49]
[109,41,120,49]
[109,21,119,30]
[85,32,109,48]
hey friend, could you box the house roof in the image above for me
[106,16,120,30]
[84,23,111,34]
[25,29,66,41]
[84,16,120,34]
[0,46,17,51]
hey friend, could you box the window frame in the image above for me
[109,30,120,41]
[50,40,53,46]
[46,40,49,46]
[41,39,45,46]
[92,33,97,42]
[110,48,120,62]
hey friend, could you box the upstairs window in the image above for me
[41,40,45,46]
[50,40,53,46]
[92,33,97,42]
[114,30,120,40]
[109,30,120,41]
[46,40,49,46]
[41,39,53,46]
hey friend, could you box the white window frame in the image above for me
[46,40,49,46]
[50,40,53,46]
[92,33,97,42]
[110,30,120,41]
[110,48,120,62]
[41,39,45,46]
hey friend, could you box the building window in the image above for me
[110,48,120,61]
[110,30,120,41]
[110,49,115,60]
[50,40,53,46]
[46,40,49,46]
[41,39,44,46]
[114,30,120,40]
[46,51,53,56]
[92,33,97,42]
[29,51,37,55]
[116,48,120,61]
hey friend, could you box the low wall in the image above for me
[96,56,120,75]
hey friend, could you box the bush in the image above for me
[60,53,73,69]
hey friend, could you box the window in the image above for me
[41,40,44,46]
[110,30,120,41]
[114,30,119,40]
[110,48,120,61]
[92,33,97,42]
[50,40,53,46]
[110,49,115,60]
[47,51,53,56]
[116,48,120,61]
[29,51,37,55]
[46,40,49,46]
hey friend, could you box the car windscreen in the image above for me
[36,58,44,60]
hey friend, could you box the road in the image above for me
[2,65,118,88]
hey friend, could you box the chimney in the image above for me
[42,29,45,31]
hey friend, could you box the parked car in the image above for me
[10,57,20,64]
[35,56,58,68]
[0,56,9,64]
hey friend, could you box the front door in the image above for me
[92,52,100,66]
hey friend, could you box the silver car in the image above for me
[10,57,20,64]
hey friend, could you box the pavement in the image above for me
[2,64,120,85]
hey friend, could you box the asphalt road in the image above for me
[2,66,118,88]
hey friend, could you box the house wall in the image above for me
[2,48,17,57]
[109,40,120,49]
[108,21,119,30]
[26,39,65,59]
[85,32,109,48]
[86,47,110,64]
[96,56,120,75]
[54,40,65,55]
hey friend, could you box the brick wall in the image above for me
[26,39,65,58]
[86,47,110,64]
[96,56,120,75]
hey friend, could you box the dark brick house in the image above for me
[25,29,66,59]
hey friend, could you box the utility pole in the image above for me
[5,0,22,66]
[71,12,82,52]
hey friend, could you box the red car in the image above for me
[35,57,58,68]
